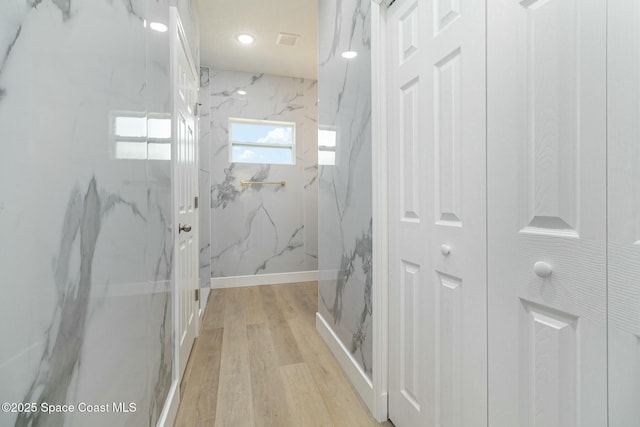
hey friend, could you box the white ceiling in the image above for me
[197,0,318,80]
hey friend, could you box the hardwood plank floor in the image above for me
[175,282,393,427]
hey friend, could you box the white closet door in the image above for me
[487,1,607,426]
[607,0,640,425]
[429,1,487,425]
[387,0,487,425]
[388,1,431,424]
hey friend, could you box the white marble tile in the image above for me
[317,0,373,377]
[207,69,318,278]
[0,0,197,425]
[199,67,212,288]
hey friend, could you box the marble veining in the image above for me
[211,164,281,210]
[318,0,373,377]
[211,164,242,209]
[210,202,281,275]
[0,27,21,97]
[199,67,212,288]
[17,180,102,427]
[16,178,145,426]
[254,225,305,275]
[0,0,198,425]
[304,165,319,189]
[211,73,264,97]
[207,69,318,278]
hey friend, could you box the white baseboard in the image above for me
[156,379,179,427]
[210,270,319,289]
[315,312,374,415]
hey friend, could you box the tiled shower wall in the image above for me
[199,68,212,287]
[0,0,198,425]
[204,68,318,279]
[317,0,373,377]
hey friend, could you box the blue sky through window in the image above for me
[230,119,295,164]
[231,122,293,145]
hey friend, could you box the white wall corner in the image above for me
[370,0,389,423]
[315,312,375,416]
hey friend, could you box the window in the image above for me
[229,118,296,165]
[318,126,338,165]
[111,112,172,160]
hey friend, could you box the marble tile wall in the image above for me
[199,67,212,288]
[0,0,197,425]
[207,69,318,278]
[317,0,373,378]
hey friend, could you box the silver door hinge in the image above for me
[194,196,199,209]
[195,289,200,302]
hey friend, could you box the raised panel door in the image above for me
[172,11,199,380]
[388,2,431,425]
[487,0,607,426]
[388,0,487,425]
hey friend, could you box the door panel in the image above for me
[388,3,430,424]
[608,0,640,424]
[173,13,199,380]
[436,272,463,427]
[487,0,607,426]
[388,0,487,425]
[434,48,462,225]
[519,0,579,234]
[388,0,433,427]
[430,0,487,424]
[400,260,421,409]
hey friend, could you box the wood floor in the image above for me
[175,282,393,427]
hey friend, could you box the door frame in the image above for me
[158,7,200,427]
[370,0,392,422]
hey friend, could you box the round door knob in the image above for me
[440,244,451,256]
[533,261,552,278]
[179,223,192,233]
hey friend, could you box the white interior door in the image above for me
[387,0,487,425]
[387,1,430,424]
[607,0,640,424]
[172,9,199,380]
[487,0,607,426]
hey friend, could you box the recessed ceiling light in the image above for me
[237,90,247,95]
[149,22,168,33]
[341,51,358,59]
[237,34,255,45]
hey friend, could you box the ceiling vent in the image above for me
[276,32,300,47]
